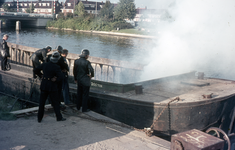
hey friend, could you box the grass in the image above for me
[0,95,20,120]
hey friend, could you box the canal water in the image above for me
[0,28,156,64]
[0,28,234,81]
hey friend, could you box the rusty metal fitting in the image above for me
[202,93,213,99]
[135,84,143,94]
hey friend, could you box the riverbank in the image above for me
[47,27,157,39]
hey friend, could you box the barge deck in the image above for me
[1,63,235,139]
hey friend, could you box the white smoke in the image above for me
[140,0,235,81]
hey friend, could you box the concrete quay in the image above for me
[0,105,171,150]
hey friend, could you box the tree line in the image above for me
[48,0,136,31]
[1,0,137,31]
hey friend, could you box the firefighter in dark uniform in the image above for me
[30,46,52,78]
[34,51,66,122]
[61,49,71,105]
[47,46,69,109]
[73,49,94,112]
[0,34,10,71]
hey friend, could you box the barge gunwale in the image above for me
[2,65,235,109]
[155,93,235,108]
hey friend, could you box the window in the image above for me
[24,3,27,6]
[68,3,71,6]
[42,3,46,6]
[20,3,23,6]
[47,3,50,6]
[39,3,41,6]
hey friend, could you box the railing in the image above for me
[8,42,144,84]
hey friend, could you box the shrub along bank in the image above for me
[47,17,134,31]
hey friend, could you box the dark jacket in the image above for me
[73,56,94,87]
[47,54,69,72]
[34,61,64,92]
[31,48,48,63]
[0,39,10,58]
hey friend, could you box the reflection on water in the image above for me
[0,28,156,63]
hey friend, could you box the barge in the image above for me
[0,43,235,138]
[1,63,235,138]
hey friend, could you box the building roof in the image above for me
[63,0,104,10]
[3,0,62,9]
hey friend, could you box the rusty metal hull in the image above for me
[1,63,235,139]
[87,89,235,138]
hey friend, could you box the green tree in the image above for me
[2,3,10,12]
[74,1,85,17]
[0,0,5,7]
[114,0,136,21]
[100,1,114,20]
[26,2,34,13]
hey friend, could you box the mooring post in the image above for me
[16,21,21,31]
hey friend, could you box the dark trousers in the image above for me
[38,90,62,122]
[62,73,70,105]
[76,82,90,112]
[48,81,63,107]
[0,56,7,70]
[58,81,63,103]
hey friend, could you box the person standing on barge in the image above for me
[0,34,10,71]
[30,46,52,78]
[61,49,71,105]
[34,51,66,122]
[47,45,69,110]
[73,49,94,112]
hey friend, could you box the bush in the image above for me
[47,16,134,31]
[57,12,65,19]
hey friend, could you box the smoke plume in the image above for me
[140,0,235,81]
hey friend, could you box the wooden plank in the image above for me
[181,80,210,87]
[11,104,52,115]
